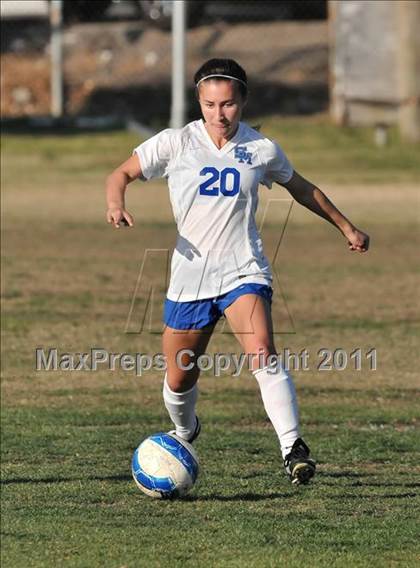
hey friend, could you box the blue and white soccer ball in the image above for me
[131,432,199,499]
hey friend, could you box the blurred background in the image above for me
[1,0,418,141]
[1,0,327,127]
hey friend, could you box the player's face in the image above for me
[198,80,244,140]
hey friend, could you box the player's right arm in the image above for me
[106,154,142,228]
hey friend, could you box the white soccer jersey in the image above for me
[133,120,293,301]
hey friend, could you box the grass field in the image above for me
[1,116,420,567]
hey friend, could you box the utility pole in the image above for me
[171,1,186,129]
[397,1,420,143]
[50,0,64,118]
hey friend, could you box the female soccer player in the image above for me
[106,59,369,485]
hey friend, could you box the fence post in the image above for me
[50,0,63,118]
[171,0,186,129]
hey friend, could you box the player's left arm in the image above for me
[281,171,370,253]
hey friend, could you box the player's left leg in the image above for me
[224,293,315,484]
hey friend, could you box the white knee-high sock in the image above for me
[253,365,300,459]
[163,376,198,441]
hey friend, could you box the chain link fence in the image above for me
[1,0,328,127]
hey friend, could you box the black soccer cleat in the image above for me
[186,415,201,444]
[283,438,316,485]
[168,416,201,444]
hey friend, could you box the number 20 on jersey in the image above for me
[199,167,240,197]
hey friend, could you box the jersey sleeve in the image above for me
[260,140,294,189]
[133,129,178,180]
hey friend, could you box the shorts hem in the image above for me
[163,318,218,331]
[221,286,273,313]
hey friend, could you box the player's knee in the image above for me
[166,370,198,393]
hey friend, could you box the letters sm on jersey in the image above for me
[133,120,293,302]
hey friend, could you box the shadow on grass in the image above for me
[1,474,294,500]
[3,471,418,503]
[0,473,132,485]
[184,492,292,502]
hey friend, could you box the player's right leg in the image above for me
[162,323,215,442]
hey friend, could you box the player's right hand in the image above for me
[106,207,134,229]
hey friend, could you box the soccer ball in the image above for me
[131,432,199,499]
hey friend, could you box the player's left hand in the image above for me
[345,227,370,253]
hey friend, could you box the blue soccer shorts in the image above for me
[163,283,273,330]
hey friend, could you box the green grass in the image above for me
[261,115,420,184]
[2,114,420,187]
[2,390,419,567]
[2,117,420,567]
